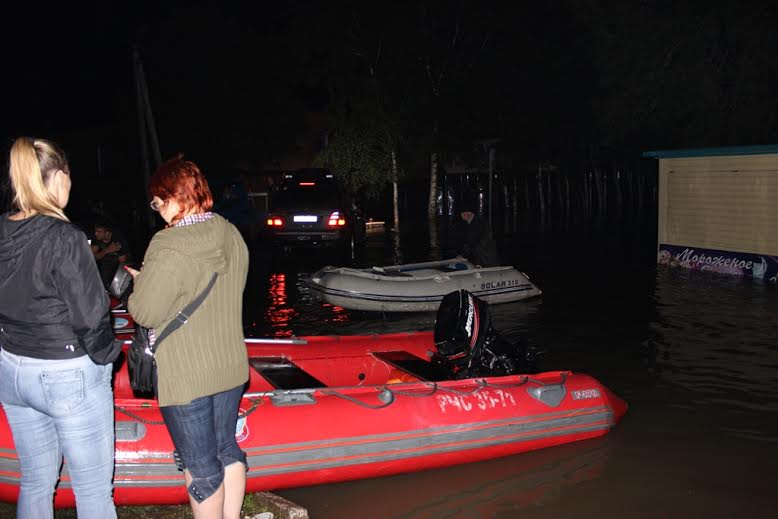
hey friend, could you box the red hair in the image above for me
[149,155,213,223]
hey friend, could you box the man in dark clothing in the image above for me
[91,222,131,287]
[458,195,501,267]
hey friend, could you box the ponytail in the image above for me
[8,137,69,221]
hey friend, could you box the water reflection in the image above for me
[646,268,778,430]
[280,438,613,519]
[264,273,297,337]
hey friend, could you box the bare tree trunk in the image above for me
[391,227,403,265]
[512,176,519,233]
[391,148,400,232]
[602,169,608,222]
[625,169,634,223]
[634,169,641,224]
[546,167,553,230]
[555,172,564,230]
[564,175,570,230]
[503,184,510,234]
[524,174,531,213]
[593,167,604,224]
[614,169,623,223]
[428,152,438,219]
[428,217,439,258]
[537,164,546,229]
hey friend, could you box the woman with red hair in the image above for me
[127,156,249,518]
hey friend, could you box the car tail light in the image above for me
[327,212,346,226]
[299,182,316,186]
[266,217,284,226]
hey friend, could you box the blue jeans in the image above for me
[0,348,116,519]
[160,384,247,503]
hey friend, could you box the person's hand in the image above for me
[124,265,140,278]
[106,241,122,254]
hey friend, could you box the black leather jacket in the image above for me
[0,213,119,364]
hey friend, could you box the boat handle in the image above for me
[115,420,147,442]
[526,373,568,407]
[526,373,568,386]
[270,390,317,406]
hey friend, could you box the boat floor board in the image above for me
[372,351,452,382]
[250,357,327,389]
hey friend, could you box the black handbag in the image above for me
[128,273,218,394]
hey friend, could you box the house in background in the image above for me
[644,145,778,282]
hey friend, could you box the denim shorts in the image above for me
[160,384,247,503]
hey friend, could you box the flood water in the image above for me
[243,222,778,518]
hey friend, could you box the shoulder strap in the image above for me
[152,272,218,350]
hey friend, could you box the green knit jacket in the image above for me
[128,214,249,406]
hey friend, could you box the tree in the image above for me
[312,125,392,198]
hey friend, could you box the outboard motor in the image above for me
[434,289,533,378]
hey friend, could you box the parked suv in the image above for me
[264,169,366,253]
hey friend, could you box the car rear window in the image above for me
[271,182,340,209]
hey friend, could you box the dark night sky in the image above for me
[3,1,778,186]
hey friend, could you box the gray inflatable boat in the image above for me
[309,258,542,312]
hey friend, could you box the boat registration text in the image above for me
[480,279,523,290]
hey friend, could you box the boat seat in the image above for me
[399,268,441,277]
[440,262,470,271]
[372,351,452,382]
[372,267,412,277]
[250,357,327,390]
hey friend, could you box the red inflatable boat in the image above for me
[0,330,627,507]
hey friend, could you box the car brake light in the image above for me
[299,182,316,186]
[327,212,346,226]
[266,217,283,226]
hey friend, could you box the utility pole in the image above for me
[133,46,162,234]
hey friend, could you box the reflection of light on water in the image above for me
[265,273,297,337]
[255,272,357,337]
[321,303,350,323]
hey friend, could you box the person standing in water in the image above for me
[458,193,501,268]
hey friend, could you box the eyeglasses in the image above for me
[149,199,167,212]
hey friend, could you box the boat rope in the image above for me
[319,389,395,409]
[384,383,440,397]
[238,397,264,418]
[476,376,532,389]
[388,377,534,398]
[113,376,567,420]
[321,374,555,410]
[114,405,165,425]
[114,397,264,425]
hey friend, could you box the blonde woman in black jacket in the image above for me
[0,138,120,519]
